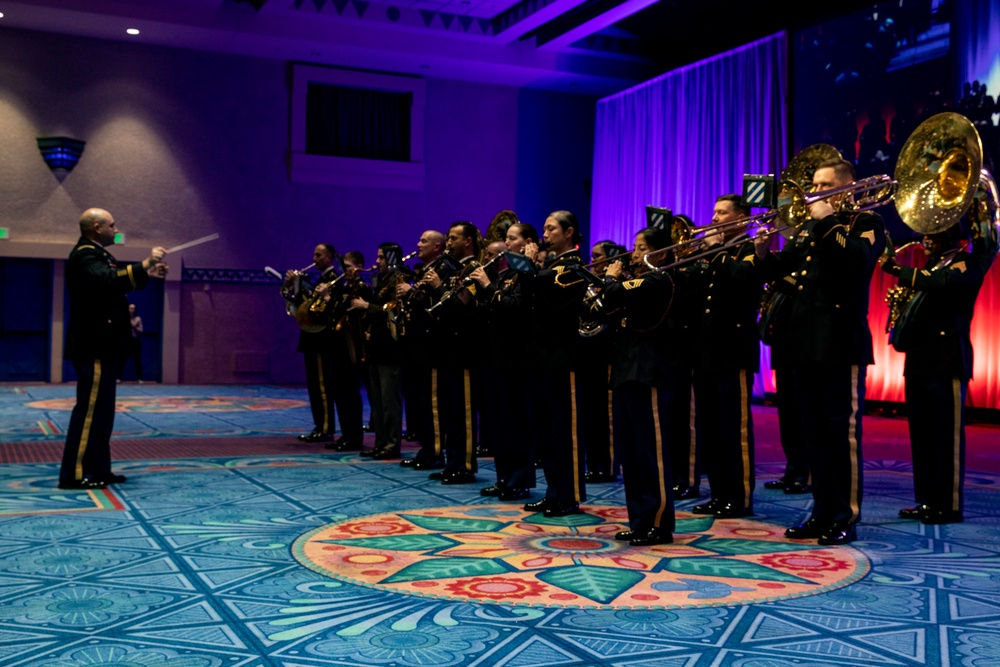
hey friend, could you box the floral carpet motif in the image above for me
[25,396,307,413]
[296,506,868,609]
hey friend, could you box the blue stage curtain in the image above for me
[590,32,788,397]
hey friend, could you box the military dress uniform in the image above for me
[399,256,458,469]
[761,210,886,544]
[477,265,537,499]
[429,255,483,483]
[889,233,995,524]
[575,296,617,483]
[603,270,675,545]
[686,241,762,517]
[358,270,404,459]
[524,249,588,516]
[60,237,152,488]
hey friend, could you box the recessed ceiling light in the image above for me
[126,28,140,35]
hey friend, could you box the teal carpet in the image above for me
[1,385,1000,666]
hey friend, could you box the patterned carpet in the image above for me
[2,385,1000,666]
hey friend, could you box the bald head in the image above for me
[79,208,117,245]
[417,229,445,261]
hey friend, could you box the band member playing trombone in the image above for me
[687,195,762,518]
[522,211,588,517]
[603,226,675,546]
[755,158,886,545]
[880,220,995,525]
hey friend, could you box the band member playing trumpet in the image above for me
[472,224,540,501]
[350,243,406,460]
[880,221,995,524]
[286,244,345,446]
[522,210,589,517]
[59,208,168,490]
[398,230,449,470]
[425,222,484,484]
[603,226,675,546]
[688,195,762,518]
[755,158,886,545]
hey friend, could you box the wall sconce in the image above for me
[37,137,86,172]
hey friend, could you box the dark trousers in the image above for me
[538,370,586,506]
[694,367,756,510]
[664,365,699,490]
[304,350,336,435]
[798,363,866,525]
[577,361,614,475]
[60,355,120,483]
[438,366,477,474]
[906,375,967,513]
[120,337,142,380]
[368,363,402,454]
[303,349,363,443]
[488,368,536,488]
[775,366,810,485]
[403,363,440,463]
[615,381,675,533]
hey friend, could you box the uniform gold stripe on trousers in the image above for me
[570,371,581,503]
[652,387,669,527]
[951,378,962,512]
[432,369,442,457]
[739,369,752,503]
[316,353,330,434]
[75,359,102,479]
[464,369,474,471]
[848,365,862,520]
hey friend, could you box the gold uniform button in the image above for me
[797,285,804,291]
[940,331,946,336]
[707,295,712,301]
[810,241,816,247]
[806,256,812,262]
[705,308,711,314]
[801,270,808,276]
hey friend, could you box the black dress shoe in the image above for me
[399,458,418,468]
[784,481,812,494]
[615,530,636,541]
[629,527,673,546]
[524,498,552,513]
[428,471,445,480]
[899,504,932,520]
[818,522,857,545]
[921,509,964,525]
[303,431,334,443]
[58,478,107,490]
[358,448,375,457]
[441,470,477,485]
[763,479,786,490]
[692,499,722,515]
[480,483,505,497]
[673,485,700,500]
[499,487,530,501]
[713,502,752,518]
[103,474,127,484]
[331,438,361,452]
[414,458,445,470]
[371,448,401,460]
[544,503,581,518]
[585,471,616,484]
[785,518,824,539]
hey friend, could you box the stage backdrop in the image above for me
[590,32,788,397]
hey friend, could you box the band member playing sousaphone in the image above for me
[350,243,408,460]
[396,230,457,470]
[424,221,484,484]
[471,223,540,502]
[755,158,886,545]
[602,225,676,546]
[522,210,589,517]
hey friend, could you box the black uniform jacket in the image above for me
[296,267,339,354]
[66,237,150,360]
[679,241,762,370]
[529,249,587,371]
[895,236,995,379]
[478,266,532,368]
[602,270,673,389]
[431,255,484,368]
[760,211,886,365]
[364,270,405,365]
